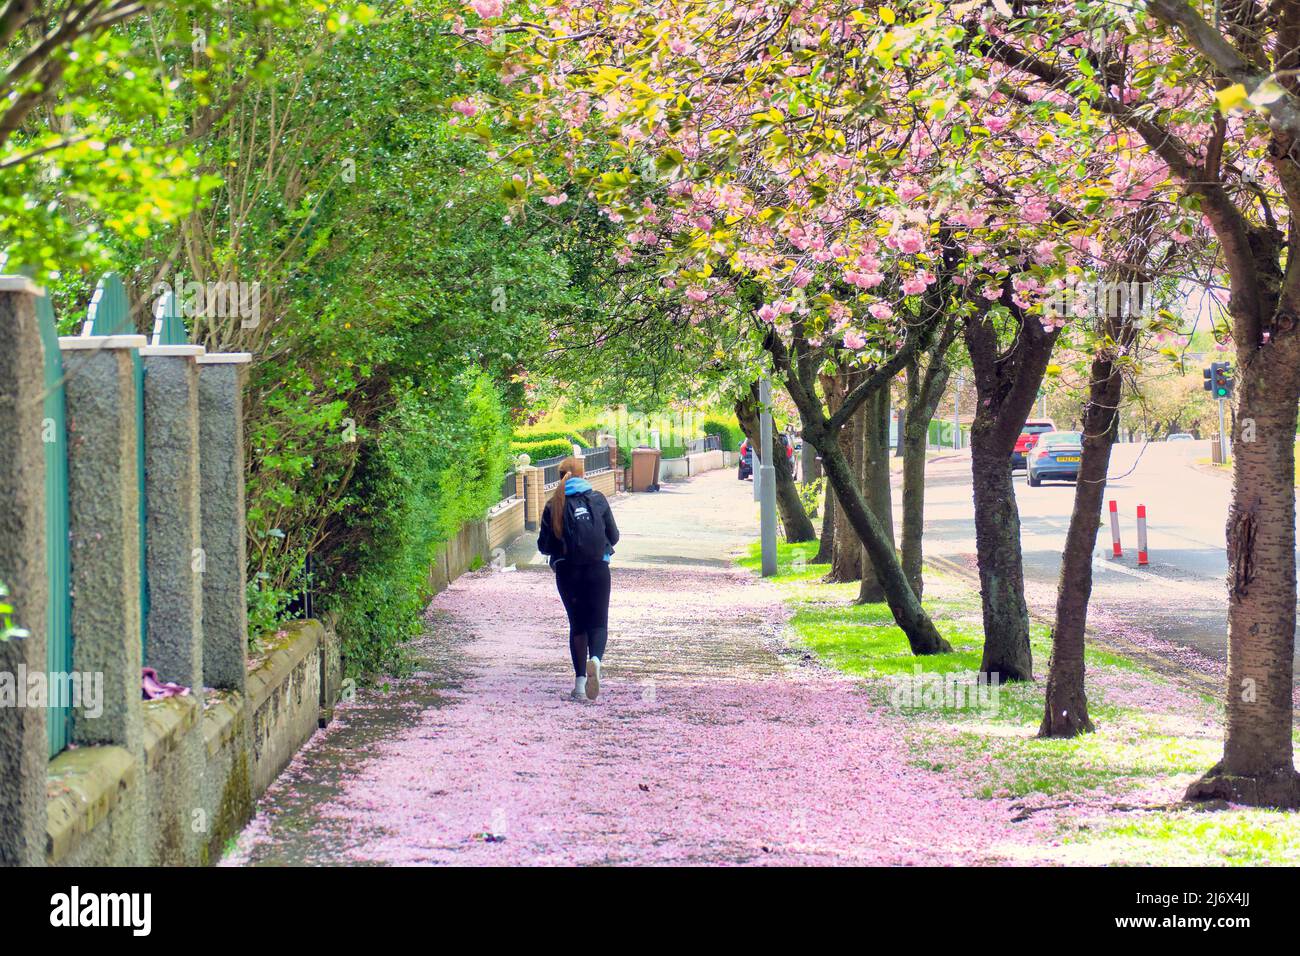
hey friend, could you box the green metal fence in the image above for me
[30,274,181,755]
[36,293,73,757]
[153,289,188,345]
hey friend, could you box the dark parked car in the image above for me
[738,434,794,480]
[1027,430,1083,486]
[1011,420,1056,470]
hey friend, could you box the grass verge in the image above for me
[740,539,1300,865]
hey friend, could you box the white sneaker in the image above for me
[586,657,601,700]
[570,688,587,701]
[571,675,587,701]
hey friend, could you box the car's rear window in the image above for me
[1023,423,1055,434]
[1042,432,1082,445]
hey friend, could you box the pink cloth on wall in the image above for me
[141,667,190,700]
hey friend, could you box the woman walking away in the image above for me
[537,456,619,701]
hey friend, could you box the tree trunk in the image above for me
[858,388,894,604]
[969,439,1035,682]
[828,374,863,582]
[1186,342,1300,807]
[815,479,835,563]
[771,432,816,543]
[1040,351,1124,738]
[813,429,952,655]
[899,320,957,599]
[965,303,1059,684]
[735,387,816,544]
[900,416,929,599]
[764,310,949,655]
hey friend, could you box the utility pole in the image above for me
[1217,397,1230,463]
[953,373,963,450]
[759,377,778,577]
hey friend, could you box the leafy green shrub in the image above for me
[325,370,509,677]
[511,437,575,461]
[512,428,585,447]
[563,414,602,443]
[513,425,566,441]
[703,413,745,451]
[798,476,825,519]
[514,419,596,447]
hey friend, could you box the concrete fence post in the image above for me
[522,465,543,530]
[59,334,148,753]
[196,354,252,693]
[0,277,50,866]
[140,346,205,692]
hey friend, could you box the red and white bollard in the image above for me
[1136,504,1149,566]
[1109,500,1122,557]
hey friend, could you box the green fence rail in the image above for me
[36,292,73,757]
[153,289,188,346]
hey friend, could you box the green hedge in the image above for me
[512,428,584,446]
[702,413,745,451]
[326,369,508,677]
[563,414,602,442]
[510,437,575,461]
[515,417,598,447]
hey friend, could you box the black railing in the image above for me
[582,446,611,473]
[539,454,566,487]
[499,470,517,503]
[685,435,723,454]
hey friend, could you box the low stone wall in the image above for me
[660,457,689,480]
[246,621,325,798]
[428,518,488,593]
[587,469,617,497]
[686,449,726,474]
[657,450,727,482]
[41,620,339,866]
[487,498,524,552]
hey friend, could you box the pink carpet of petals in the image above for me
[226,495,1063,864]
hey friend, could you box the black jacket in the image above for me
[537,489,619,568]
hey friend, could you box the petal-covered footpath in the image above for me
[226,469,1069,866]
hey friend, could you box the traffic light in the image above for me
[1214,363,1233,398]
[1202,362,1234,398]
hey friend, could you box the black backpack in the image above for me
[561,493,608,564]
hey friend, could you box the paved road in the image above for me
[913,440,1300,677]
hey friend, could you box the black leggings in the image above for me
[554,561,611,676]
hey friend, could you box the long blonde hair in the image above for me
[550,455,586,539]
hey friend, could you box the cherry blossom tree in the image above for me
[976,0,1300,804]
[465,0,1181,668]
[468,0,975,651]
